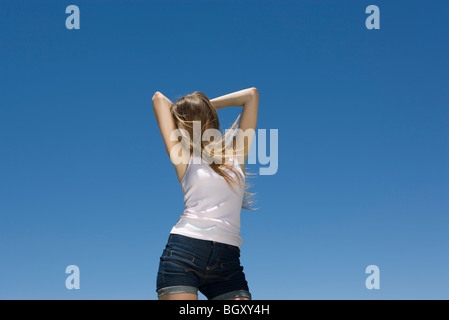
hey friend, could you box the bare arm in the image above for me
[210,87,259,132]
[211,87,259,163]
[152,91,176,158]
[210,87,258,110]
[152,91,191,182]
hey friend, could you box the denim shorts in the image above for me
[156,234,251,300]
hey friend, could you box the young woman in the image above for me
[152,87,259,300]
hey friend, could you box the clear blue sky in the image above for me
[1,0,448,299]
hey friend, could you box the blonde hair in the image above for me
[170,91,256,210]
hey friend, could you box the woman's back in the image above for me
[170,154,245,248]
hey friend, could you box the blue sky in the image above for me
[1,0,448,299]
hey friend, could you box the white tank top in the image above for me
[170,154,245,248]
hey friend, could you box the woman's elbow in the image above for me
[249,87,259,97]
[152,91,163,101]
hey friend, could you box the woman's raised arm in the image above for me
[152,91,177,159]
[210,87,258,110]
[211,87,259,163]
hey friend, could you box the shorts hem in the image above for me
[157,285,198,297]
[211,290,252,300]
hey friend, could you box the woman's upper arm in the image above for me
[152,91,177,158]
[235,87,259,161]
[152,92,190,182]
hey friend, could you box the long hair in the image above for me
[170,91,256,210]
